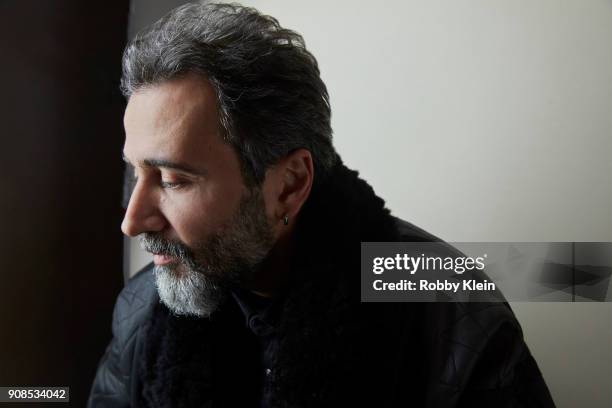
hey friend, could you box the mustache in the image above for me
[139,233,194,262]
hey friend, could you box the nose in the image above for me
[121,178,166,237]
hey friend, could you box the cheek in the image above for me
[160,184,244,245]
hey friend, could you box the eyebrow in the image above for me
[122,153,206,176]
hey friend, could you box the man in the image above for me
[88,2,555,407]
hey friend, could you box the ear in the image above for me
[262,148,313,228]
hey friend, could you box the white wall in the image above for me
[127,1,612,406]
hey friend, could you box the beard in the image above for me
[139,186,275,318]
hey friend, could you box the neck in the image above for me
[244,226,296,298]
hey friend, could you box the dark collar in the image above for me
[138,156,406,407]
[231,288,283,337]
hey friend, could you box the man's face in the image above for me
[122,74,274,317]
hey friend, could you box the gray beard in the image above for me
[153,263,229,318]
[141,186,274,318]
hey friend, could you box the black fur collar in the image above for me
[138,157,408,407]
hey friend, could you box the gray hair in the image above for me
[121,1,337,187]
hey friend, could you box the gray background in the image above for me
[126,1,612,407]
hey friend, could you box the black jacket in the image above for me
[88,159,556,407]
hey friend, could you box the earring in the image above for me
[283,214,289,225]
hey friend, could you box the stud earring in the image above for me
[283,214,289,225]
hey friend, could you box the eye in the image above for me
[160,180,183,189]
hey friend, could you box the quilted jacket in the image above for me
[88,158,556,407]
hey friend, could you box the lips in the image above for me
[153,254,175,265]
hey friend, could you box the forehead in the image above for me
[123,74,223,164]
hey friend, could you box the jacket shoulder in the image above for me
[392,216,443,242]
[392,216,471,260]
[391,218,554,405]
